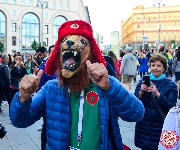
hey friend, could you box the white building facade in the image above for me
[0,0,90,54]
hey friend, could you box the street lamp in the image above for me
[36,0,48,46]
[157,0,161,50]
[18,25,21,52]
[154,0,165,50]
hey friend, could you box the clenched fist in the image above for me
[19,74,39,103]
[86,60,110,91]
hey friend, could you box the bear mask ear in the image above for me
[45,40,59,75]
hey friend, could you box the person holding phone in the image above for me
[24,53,38,75]
[134,54,178,150]
[9,56,27,110]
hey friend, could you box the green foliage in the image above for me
[170,39,175,44]
[31,39,39,50]
[139,45,142,50]
[39,42,46,47]
[144,44,149,51]
[0,41,4,53]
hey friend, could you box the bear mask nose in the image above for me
[66,40,75,48]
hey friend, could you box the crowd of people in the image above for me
[0,24,180,149]
[102,46,179,149]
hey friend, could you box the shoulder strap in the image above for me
[152,94,166,121]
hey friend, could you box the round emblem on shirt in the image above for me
[86,91,99,106]
[160,130,179,148]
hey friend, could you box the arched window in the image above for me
[53,16,67,43]
[22,13,39,49]
[0,11,6,51]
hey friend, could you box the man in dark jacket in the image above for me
[0,54,10,112]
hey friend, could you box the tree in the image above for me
[170,39,177,49]
[31,39,39,50]
[39,41,46,47]
[0,41,4,53]
[144,44,149,51]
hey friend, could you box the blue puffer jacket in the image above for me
[134,78,178,150]
[10,76,145,150]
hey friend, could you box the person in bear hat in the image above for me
[10,20,144,150]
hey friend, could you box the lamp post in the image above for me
[157,0,161,50]
[153,0,165,50]
[18,25,21,52]
[36,0,48,46]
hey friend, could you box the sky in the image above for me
[83,0,180,44]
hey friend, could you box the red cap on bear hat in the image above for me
[45,20,106,75]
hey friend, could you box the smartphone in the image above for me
[143,75,150,87]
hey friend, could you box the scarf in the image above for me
[150,73,166,80]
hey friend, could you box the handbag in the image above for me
[158,107,180,149]
[152,94,166,121]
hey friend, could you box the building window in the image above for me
[66,0,69,10]
[21,0,25,5]
[12,0,16,4]
[29,0,33,6]
[45,38,48,46]
[22,13,39,49]
[12,10,16,16]
[12,36,16,46]
[52,0,56,9]
[53,16,67,43]
[164,15,167,20]
[12,23,16,32]
[59,0,63,10]
[45,25,48,34]
[0,11,6,51]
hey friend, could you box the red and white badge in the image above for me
[86,91,99,106]
[160,130,179,148]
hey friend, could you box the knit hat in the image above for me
[45,20,106,75]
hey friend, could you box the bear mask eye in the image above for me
[80,39,87,45]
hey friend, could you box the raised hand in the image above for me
[86,60,109,91]
[148,81,160,98]
[140,81,148,93]
[19,74,39,103]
